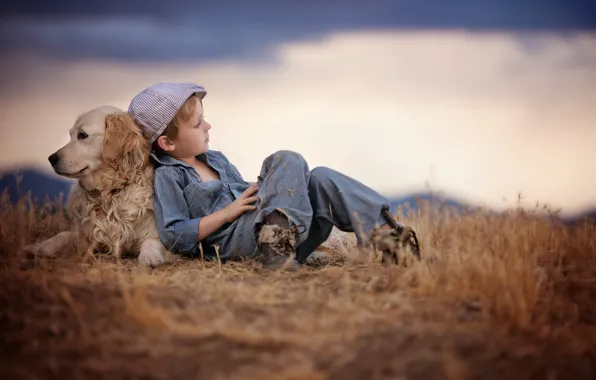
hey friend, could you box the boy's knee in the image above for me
[259,150,310,180]
[310,166,335,182]
[309,166,339,190]
[272,149,304,161]
[264,150,307,167]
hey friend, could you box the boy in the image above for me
[128,82,419,271]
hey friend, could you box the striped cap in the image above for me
[128,82,207,143]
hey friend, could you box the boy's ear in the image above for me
[155,135,175,152]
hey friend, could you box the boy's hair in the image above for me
[152,94,200,155]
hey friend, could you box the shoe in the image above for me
[256,210,305,271]
[259,253,301,271]
[372,209,421,265]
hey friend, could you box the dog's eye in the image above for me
[77,131,89,140]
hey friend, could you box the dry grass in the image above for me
[1,190,595,380]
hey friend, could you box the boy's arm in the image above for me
[153,167,226,254]
[196,210,229,241]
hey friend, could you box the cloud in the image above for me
[0,30,595,215]
[0,17,298,62]
[2,0,595,28]
[1,1,595,62]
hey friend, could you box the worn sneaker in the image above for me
[372,210,421,265]
[371,225,420,265]
[256,211,305,271]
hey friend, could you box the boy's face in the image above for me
[165,98,211,158]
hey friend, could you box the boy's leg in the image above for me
[294,166,419,264]
[233,150,419,269]
[254,150,313,231]
[251,150,314,270]
[293,166,387,262]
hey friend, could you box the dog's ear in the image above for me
[102,113,150,173]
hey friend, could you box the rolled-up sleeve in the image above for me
[153,166,201,255]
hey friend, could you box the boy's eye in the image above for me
[78,131,89,140]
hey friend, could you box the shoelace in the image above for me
[290,224,307,235]
[260,224,308,257]
[382,209,421,260]
[398,226,421,259]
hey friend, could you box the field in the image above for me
[1,192,595,380]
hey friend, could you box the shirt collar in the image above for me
[150,151,209,168]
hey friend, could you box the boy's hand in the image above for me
[223,184,258,223]
[198,184,258,241]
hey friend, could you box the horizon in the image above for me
[1,165,594,220]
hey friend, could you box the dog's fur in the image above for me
[23,106,173,267]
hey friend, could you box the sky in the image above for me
[1,0,595,216]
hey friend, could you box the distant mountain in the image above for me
[387,191,471,215]
[387,192,596,226]
[562,208,596,225]
[0,167,594,225]
[0,167,471,211]
[0,167,73,204]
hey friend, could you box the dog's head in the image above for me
[49,106,150,184]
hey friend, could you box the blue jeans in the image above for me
[217,150,390,263]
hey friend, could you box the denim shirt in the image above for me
[151,150,251,256]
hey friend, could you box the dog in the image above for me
[23,105,173,267]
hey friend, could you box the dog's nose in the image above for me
[48,153,60,167]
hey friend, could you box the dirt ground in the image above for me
[0,195,595,379]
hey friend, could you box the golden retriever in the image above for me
[23,105,174,267]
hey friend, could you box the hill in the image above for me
[0,167,73,204]
[0,166,594,225]
[0,167,470,211]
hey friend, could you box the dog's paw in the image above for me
[138,249,166,268]
[23,240,58,258]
